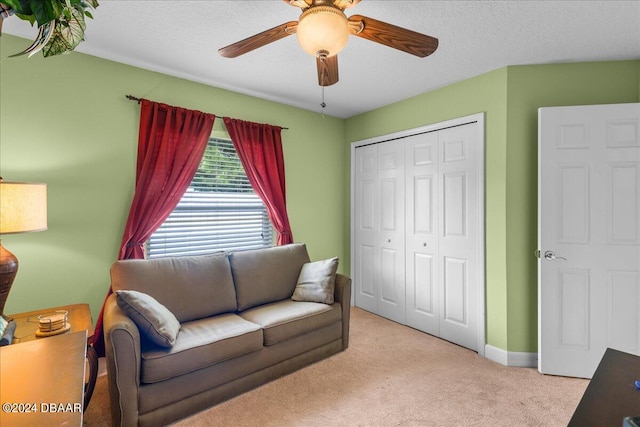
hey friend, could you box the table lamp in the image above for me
[0,179,47,316]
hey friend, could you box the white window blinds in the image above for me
[147,138,273,258]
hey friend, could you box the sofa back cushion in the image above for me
[229,243,310,311]
[110,253,237,323]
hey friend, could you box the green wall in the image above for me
[345,59,640,353]
[503,61,640,351]
[0,34,346,320]
[2,32,638,354]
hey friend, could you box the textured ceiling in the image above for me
[3,1,640,118]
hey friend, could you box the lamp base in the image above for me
[0,242,18,316]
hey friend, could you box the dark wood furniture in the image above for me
[0,330,87,426]
[7,303,98,411]
[569,348,640,426]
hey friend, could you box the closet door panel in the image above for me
[412,252,435,314]
[406,133,440,334]
[358,244,376,299]
[380,247,401,302]
[443,172,467,237]
[443,256,468,324]
[354,144,379,313]
[438,124,479,351]
[377,140,406,324]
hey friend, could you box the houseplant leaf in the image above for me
[2,0,98,56]
[1,0,28,14]
[42,6,85,57]
[2,0,36,25]
[7,21,54,57]
[28,0,63,25]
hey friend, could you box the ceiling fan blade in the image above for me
[348,14,438,58]
[317,55,339,86]
[219,21,298,58]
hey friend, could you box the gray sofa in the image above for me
[102,243,351,427]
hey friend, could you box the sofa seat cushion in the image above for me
[239,300,342,346]
[140,314,263,383]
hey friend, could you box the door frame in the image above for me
[350,112,486,357]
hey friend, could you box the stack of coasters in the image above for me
[35,310,70,337]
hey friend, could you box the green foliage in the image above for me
[43,6,86,56]
[4,0,97,26]
[192,140,254,193]
[2,0,98,57]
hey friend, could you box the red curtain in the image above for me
[223,117,293,245]
[92,99,215,355]
[118,100,216,259]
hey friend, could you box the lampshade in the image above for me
[296,5,350,57]
[0,181,48,234]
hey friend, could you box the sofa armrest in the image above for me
[334,273,352,350]
[103,293,142,427]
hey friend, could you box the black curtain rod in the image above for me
[124,95,288,130]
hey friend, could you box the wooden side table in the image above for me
[6,303,99,412]
[0,330,87,426]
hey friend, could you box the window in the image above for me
[147,137,273,258]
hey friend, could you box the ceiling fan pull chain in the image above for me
[319,60,327,117]
[320,78,327,117]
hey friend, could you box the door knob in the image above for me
[544,251,567,261]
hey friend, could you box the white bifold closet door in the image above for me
[354,121,481,352]
[354,140,406,324]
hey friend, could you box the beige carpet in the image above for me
[84,308,588,426]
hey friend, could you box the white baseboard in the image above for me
[484,344,538,368]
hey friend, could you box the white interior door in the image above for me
[539,103,640,378]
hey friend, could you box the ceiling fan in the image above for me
[218,0,438,87]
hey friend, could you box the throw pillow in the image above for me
[291,257,339,304]
[115,290,181,347]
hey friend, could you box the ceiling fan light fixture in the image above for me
[296,5,349,58]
